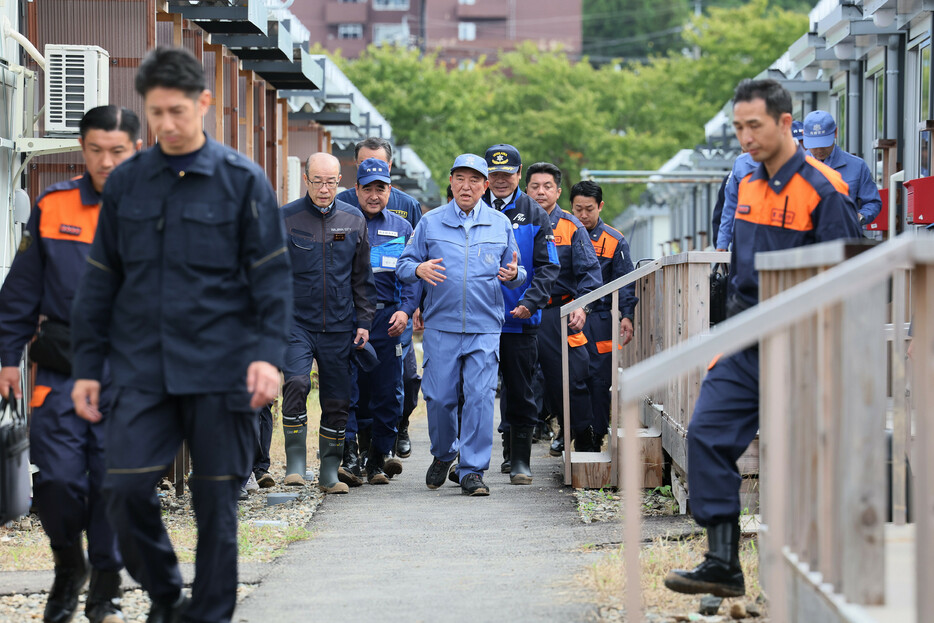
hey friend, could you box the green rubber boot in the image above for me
[318,426,349,494]
[282,422,307,486]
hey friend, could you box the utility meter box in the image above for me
[867,189,888,231]
[905,176,934,225]
[44,44,110,133]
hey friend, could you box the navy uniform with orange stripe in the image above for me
[687,148,861,528]
[538,206,602,446]
[0,173,121,574]
[582,218,638,440]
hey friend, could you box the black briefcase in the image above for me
[0,394,30,524]
[709,263,729,326]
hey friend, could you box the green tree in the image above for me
[335,0,808,220]
[583,0,691,62]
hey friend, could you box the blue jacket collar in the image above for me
[440,199,494,228]
[144,133,220,179]
[749,147,807,195]
[77,172,101,206]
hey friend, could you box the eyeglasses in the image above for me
[308,178,339,189]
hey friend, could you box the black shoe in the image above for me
[460,473,490,496]
[448,463,460,485]
[338,438,364,487]
[44,543,89,623]
[664,521,746,597]
[85,568,124,623]
[549,433,564,457]
[147,592,189,623]
[255,470,275,488]
[366,452,390,485]
[395,415,412,458]
[500,431,511,473]
[425,456,456,490]
[383,454,403,478]
[532,421,552,444]
[594,433,606,451]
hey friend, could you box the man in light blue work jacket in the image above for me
[803,110,882,228]
[397,154,526,496]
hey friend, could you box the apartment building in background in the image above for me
[295,0,582,62]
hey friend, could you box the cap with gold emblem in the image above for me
[484,144,521,174]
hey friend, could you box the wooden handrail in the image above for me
[619,236,922,401]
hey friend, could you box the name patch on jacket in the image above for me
[333,233,346,241]
[378,230,398,237]
[59,224,82,236]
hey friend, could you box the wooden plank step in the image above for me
[568,451,612,489]
[615,427,664,489]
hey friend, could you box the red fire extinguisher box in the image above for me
[867,189,888,231]
[905,176,934,224]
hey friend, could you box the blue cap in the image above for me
[485,144,521,174]
[791,120,804,141]
[351,339,380,372]
[803,110,836,149]
[357,157,391,186]
[450,153,488,178]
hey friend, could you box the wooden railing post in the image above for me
[838,280,886,605]
[912,263,934,621]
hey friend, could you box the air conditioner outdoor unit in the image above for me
[44,44,110,133]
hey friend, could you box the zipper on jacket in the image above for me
[781,196,789,230]
[462,228,469,332]
[321,214,327,330]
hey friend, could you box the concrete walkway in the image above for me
[234,416,613,623]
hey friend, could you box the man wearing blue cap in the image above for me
[791,119,805,147]
[339,158,420,486]
[803,110,881,227]
[276,152,377,494]
[337,137,423,459]
[397,154,526,496]
[483,144,559,484]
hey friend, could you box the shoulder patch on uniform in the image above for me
[59,224,82,236]
[17,230,32,253]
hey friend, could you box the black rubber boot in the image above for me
[84,568,124,623]
[318,426,350,494]
[394,413,412,459]
[664,520,746,597]
[43,542,89,623]
[366,450,390,485]
[500,431,511,473]
[282,421,307,486]
[146,592,189,623]
[573,426,596,452]
[509,426,534,485]
[358,424,372,469]
[338,437,363,487]
[594,433,606,452]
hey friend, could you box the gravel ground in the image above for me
[0,465,325,622]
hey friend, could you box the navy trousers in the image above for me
[347,306,404,454]
[537,306,594,434]
[686,347,760,527]
[583,309,615,436]
[29,367,121,570]
[281,328,353,431]
[102,388,254,623]
[497,332,539,430]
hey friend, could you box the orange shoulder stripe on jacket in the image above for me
[805,155,850,195]
[38,188,100,245]
[552,217,578,246]
[735,175,821,232]
[592,231,620,259]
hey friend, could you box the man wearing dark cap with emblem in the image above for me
[483,144,559,484]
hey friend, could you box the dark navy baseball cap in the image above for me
[357,158,391,186]
[450,153,488,178]
[803,110,836,149]
[791,120,804,141]
[351,339,380,372]
[485,144,521,174]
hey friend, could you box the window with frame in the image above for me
[373,0,410,10]
[458,22,477,41]
[337,23,364,39]
[921,43,931,124]
[373,23,408,46]
[831,81,847,152]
